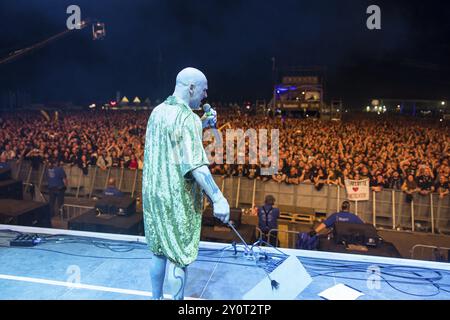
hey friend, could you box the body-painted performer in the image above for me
[143,67,230,300]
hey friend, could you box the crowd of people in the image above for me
[0,111,147,174]
[0,108,449,199]
[209,110,450,199]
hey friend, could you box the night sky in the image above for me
[0,0,449,108]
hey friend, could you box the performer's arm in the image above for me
[191,165,230,224]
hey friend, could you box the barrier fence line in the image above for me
[15,160,22,180]
[38,163,46,190]
[268,228,300,249]
[118,167,124,191]
[131,169,138,198]
[235,177,241,208]
[24,166,32,194]
[392,190,395,230]
[61,204,95,220]
[251,179,257,208]
[88,166,97,199]
[431,194,435,234]
[337,185,340,212]
[6,160,450,235]
[372,191,376,227]
[411,244,450,260]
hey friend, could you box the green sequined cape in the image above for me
[142,96,209,267]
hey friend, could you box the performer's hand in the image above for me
[213,195,230,224]
[202,104,217,129]
[208,108,217,124]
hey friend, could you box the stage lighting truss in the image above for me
[92,22,106,40]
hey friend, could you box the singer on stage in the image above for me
[142,67,230,300]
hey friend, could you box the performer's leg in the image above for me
[167,262,187,300]
[150,254,167,300]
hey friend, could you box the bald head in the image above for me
[173,67,208,110]
[176,68,207,87]
[108,178,116,187]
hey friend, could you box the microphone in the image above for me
[202,103,222,146]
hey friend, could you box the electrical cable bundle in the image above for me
[1,230,449,297]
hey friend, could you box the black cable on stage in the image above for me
[306,265,449,297]
[307,271,442,297]
[41,234,241,255]
[252,240,450,297]
[0,244,262,269]
[304,264,448,286]
[308,269,447,287]
[303,261,450,281]
[0,229,23,236]
[3,232,450,298]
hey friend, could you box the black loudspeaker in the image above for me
[68,209,143,235]
[0,168,12,181]
[333,222,380,247]
[0,179,23,200]
[95,196,136,216]
[202,207,242,228]
[0,199,51,228]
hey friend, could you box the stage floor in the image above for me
[0,225,449,300]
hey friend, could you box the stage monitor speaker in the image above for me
[243,255,313,300]
[202,207,242,228]
[68,209,143,235]
[0,168,12,181]
[95,196,136,216]
[0,199,51,228]
[333,222,380,247]
[0,179,23,200]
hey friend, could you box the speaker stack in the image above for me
[201,207,256,244]
[0,168,23,200]
[0,168,51,228]
[68,196,143,235]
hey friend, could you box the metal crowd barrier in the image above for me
[7,160,450,235]
[60,204,95,221]
[411,244,450,262]
[267,228,299,249]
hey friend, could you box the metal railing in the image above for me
[411,244,450,261]
[7,160,450,235]
[61,204,95,221]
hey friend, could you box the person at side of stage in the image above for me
[0,154,11,170]
[312,200,364,235]
[103,178,124,197]
[257,195,280,247]
[46,159,67,225]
